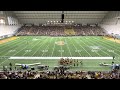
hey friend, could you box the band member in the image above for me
[74,63,75,67]
[80,61,83,65]
[9,63,12,67]
[9,67,12,71]
[76,60,79,66]
[73,59,76,67]
[112,61,114,65]
[113,56,115,60]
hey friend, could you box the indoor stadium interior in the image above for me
[0,11,120,79]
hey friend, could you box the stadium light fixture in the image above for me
[0,19,4,24]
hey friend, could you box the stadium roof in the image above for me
[12,11,108,24]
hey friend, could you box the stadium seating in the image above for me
[16,25,105,36]
[0,69,119,79]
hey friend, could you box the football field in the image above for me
[0,36,120,71]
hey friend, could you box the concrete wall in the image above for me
[100,11,120,38]
[0,25,21,37]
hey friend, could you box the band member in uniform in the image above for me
[113,56,115,60]
[80,61,83,65]
[9,62,12,67]
[77,60,79,66]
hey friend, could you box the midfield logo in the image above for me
[55,41,66,46]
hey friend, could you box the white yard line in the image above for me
[23,37,47,56]
[41,37,53,57]
[15,40,41,56]
[96,38,120,63]
[74,38,92,57]
[59,37,62,57]
[86,37,110,56]
[81,37,101,56]
[69,38,81,56]
[0,38,25,54]
[103,38,120,50]
[31,37,48,56]
[65,38,72,57]
[0,37,46,66]
[51,38,57,57]
[95,37,120,53]
[0,37,32,65]
[90,37,111,56]
[9,56,113,59]
[0,37,20,49]
[0,59,8,66]
[10,37,36,56]
[93,37,120,56]
[2,37,30,56]
[0,66,109,68]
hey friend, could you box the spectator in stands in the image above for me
[16,25,105,36]
[0,69,120,79]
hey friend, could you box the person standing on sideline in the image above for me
[9,63,12,67]
[77,60,79,66]
[80,61,83,65]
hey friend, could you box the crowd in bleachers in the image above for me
[16,25,105,36]
[0,69,120,79]
[74,26,104,36]
[17,26,65,36]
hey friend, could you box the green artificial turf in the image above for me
[0,36,120,71]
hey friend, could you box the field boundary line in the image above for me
[65,38,72,57]
[11,37,42,56]
[0,37,32,65]
[29,37,48,56]
[59,37,62,57]
[95,37,120,53]
[81,37,101,56]
[0,37,26,55]
[8,56,113,59]
[69,37,81,56]
[74,37,92,57]
[93,37,120,56]
[86,37,110,56]
[41,37,53,56]
[51,37,57,57]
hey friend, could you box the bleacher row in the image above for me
[0,69,120,79]
[16,26,105,36]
